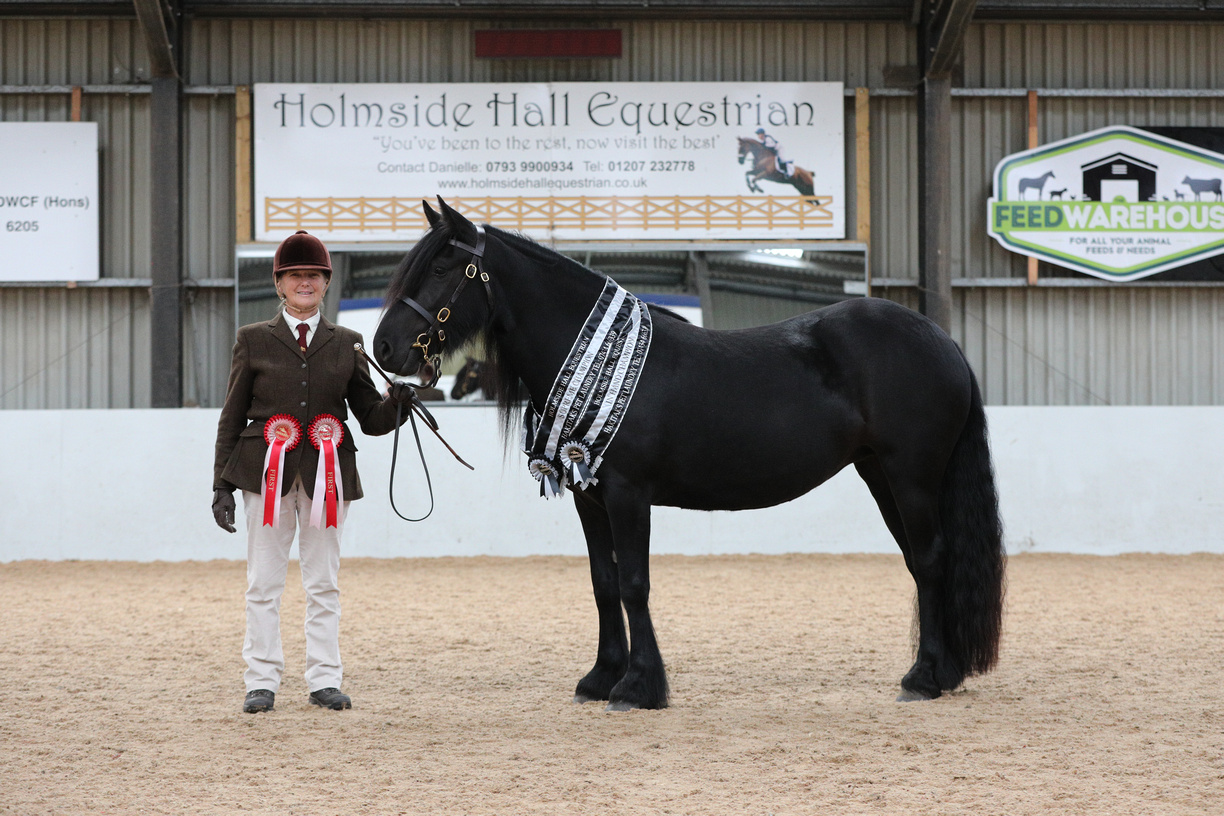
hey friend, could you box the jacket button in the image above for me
[300,401,307,407]
[302,381,308,387]
[301,363,307,369]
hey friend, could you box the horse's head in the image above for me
[449,356,484,400]
[374,198,494,378]
[737,137,751,165]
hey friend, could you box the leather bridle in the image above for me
[399,224,493,385]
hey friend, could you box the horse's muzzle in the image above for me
[376,337,422,378]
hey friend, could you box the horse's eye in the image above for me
[432,265,447,277]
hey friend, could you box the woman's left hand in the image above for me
[387,382,417,406]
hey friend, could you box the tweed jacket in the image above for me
[213,312,404,500]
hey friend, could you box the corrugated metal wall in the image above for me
[882,284,1224,405]
[2,17,1221,408]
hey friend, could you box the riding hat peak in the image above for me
[274,230,332,278]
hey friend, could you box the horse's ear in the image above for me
[437,197,478,243]
[423,199,441,228]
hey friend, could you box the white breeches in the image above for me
[242,477,350,694]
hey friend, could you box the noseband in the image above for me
[399,225,494,384]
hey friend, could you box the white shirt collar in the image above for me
[285,309,321,333]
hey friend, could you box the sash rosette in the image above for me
[262,415,303,527]
[308,414,346,529]
[528,458,563,499]
[560,441,594,489]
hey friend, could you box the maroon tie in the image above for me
[296,323,309,353]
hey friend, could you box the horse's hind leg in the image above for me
[572,491,629,704]
[861,454,962,701]
[855,456,912,570]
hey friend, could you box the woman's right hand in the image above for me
[212,488,237,533]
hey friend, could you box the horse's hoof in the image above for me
[895,688,935,703]
[605,700,636,712]
[572,693,599,705]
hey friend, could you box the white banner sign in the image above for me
[254,82,845,242]
[0,123,99,282]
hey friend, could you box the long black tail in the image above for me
[937,368,1006,681]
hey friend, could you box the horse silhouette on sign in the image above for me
[1018,171,1055,199]
[737,137,815,196]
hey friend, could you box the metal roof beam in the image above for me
[921,0,978,77]
[132,0,178,79]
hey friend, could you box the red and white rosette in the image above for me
[308,414,345,529]
[262,415,303,527]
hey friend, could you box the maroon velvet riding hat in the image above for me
[273,230,332,278]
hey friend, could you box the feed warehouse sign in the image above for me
[0,123,99,282]
[253,82,845,242]
[988,126,1224,281]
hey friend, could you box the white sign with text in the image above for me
[0,123,99,282]
[254,82,845,242]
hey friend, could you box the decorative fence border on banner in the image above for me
[265,195,836,233]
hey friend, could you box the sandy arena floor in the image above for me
[2,553,1222,815]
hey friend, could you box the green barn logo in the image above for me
[988,126,1224,282]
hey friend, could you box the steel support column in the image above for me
[917,74,952,331]
[137,0,183,407]
[917,0,977,333]
[150,75,182,407]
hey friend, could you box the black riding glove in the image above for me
[387,381,439,430]
[387,382,417,406]
[212,488,236,533]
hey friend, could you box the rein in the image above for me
[399,225,494,384]
[354,343,474,523]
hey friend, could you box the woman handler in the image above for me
[211,230,412,714]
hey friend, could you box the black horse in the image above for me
[450,356,498,401]
[375,199,1005,710]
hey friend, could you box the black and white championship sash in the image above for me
[522,279,653,498]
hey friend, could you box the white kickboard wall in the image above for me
[3,406,1221,561]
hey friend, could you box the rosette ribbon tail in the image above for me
[308,415,345,529]
[261,415,302,528]
[261,438,287,527]
[569,459,593,488]
[541,470,563,499]
[309,437,344,528]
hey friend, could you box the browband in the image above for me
[447,227,486,258]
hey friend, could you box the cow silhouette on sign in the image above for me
[1181,176,1223,201]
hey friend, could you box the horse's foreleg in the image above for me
[572,491,629,704]
[601,478,668,711]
